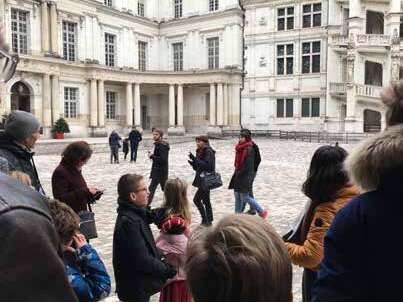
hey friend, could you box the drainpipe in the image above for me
[238,0,245,129]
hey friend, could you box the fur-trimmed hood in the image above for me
[346,125,403,192]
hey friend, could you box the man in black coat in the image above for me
[0,111,44,193]
[129,127,143,162]
[113,174,176,302]
[147,128,169,205]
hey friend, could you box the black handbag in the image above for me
[79,203,98,240]
[283,200,311,244]
[200,171,223,191]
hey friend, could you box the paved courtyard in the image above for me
[36,138,355,302]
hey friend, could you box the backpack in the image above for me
[252,143,261,172]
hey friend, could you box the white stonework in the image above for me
[243,0,402,133]
[0,0,243,137]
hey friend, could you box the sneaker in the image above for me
[246,209,257,215]
[258,210,268,219]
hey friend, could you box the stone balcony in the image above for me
[356,34,391,54]
[329,82,347,98]
[355,84,383,99]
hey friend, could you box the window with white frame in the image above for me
[104,0,112,7]
[105,33,116,67]
[277,44,294,75]
[106,91,117,119]
[62,21,77,61]
[301,97,320,117]
[173,42,183,71]
[138,41,147,71]
[209,0,219,12]
[11,8,29,54]
[64,87,78,118]
[138,0,145,17]
[207,37,219,69]
[277,6,294,31]
[277,99,294,118]
[174,0,182,18]
[302,3,322,28]
[302,41,320,73]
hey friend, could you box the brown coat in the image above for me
[285,185,359,271]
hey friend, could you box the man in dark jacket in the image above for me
[313,125,403,302]
[0,110,44,193]
[129,127,142,162]
[109,130,122,164]
[113,174,176,302]
[147,128,169,205]
[0,172,78,302]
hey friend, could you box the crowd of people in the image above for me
[1,31,403,302]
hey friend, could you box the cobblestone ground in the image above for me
[36,138,355,302]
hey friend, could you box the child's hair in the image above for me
[381,80,403,127]
[186,214,292,302]
[162,178,191,223]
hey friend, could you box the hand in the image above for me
[88,187,98,195]
[188,152,196,161]
[72,233,87,250]
[188,160,194,166]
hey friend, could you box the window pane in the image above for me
[303,15,311,28]
[286,99,293,117]
[313,3,322,12]
[313,41,321,53]
[302,99,310,117]
[278,18,285,31]
[277,45,284,56]
[302,42,311,54]
[277,99,284,117]
[312,55,320,72]
[287,7,294,15]
[303,4,311,13]
[287,17,294,30]
[302,56,310,73]
[277,58,284,75]
[278,8,285,16]
[313,14,321,27]
[286,58,293,74]
[286,44,294,55]
[311,98,320,117]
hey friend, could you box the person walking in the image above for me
[129,127,142,163]
[148,128,170,205]
[229,130,268,219]
[188,135,216,225]
[123,138,130,160]
[285,145,359,302]
[109,130,122,164]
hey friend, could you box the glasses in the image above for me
[135,187,148,193]
[0,47,19,83]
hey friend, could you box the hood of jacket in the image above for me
[346,125,403,192]
[0,132,33,161]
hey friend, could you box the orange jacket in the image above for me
[285,185,360,271]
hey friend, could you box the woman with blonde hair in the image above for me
[153,178,192,302]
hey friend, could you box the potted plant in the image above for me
[52,117,70,139]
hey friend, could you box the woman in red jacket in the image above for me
[52,141,99,213]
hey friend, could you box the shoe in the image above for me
[258,210,268,219]
[246,209,257,215]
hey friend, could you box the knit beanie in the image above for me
[5,111,41,142]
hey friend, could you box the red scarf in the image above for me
[234,140,253,171]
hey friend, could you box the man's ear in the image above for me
[129,192,136,202]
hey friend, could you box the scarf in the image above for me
[234,140,253,171]
[196,145,206,158]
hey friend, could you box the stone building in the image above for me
[0,0,243,137]
[242,0,402,133]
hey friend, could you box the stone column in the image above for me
[134,83,141,127]
[209,83,216,126]
[98,80,105,127]
[126,82,133,127]
[216,83,224,126]
[391,0,400,13]
[389,0,401,40]
[349,0,363,35]
[177,84,184,127]
[223,83,229,126]
[90,79,98,127]
[41,1,49,53]
[51,75,59,124]
[169,84,175,127]
[230,83,241,127]
[50,1,58,54]
[42,74,51,127]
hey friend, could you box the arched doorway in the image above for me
[363,109,381,133]
[11,81,31,112]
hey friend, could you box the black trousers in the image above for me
[148,176,167,205]
[193,188,213,224]
[302,268,318,302]
[110,146,119,163]
[130,142,139,162]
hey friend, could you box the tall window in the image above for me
[106,91,117,119]
[301,97,320,117]
[303,3,322,28]
[277,7,294,31]
[62,21,77,61]
[302,41,320,74]
[138,41,147,71]
[104,0,112,7]
[64,87,78,118]
[138,0,145,17]
[277,44,294,75]
[174,0,182,18]
[277,99,294,118]
[11,9,29,54]
[207,37,219,69]
[173,42,183,71]
[105,33,116,67]
[209,0,219,11]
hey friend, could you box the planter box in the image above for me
[54,132,64,139]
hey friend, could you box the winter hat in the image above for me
[5,110,41,142]
[160,215,187,235]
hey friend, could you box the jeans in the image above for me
[130,142,139,162]
[110,146,119,163]
[194,188,213,224]
[148,177,167,205]
[234,191,264,214]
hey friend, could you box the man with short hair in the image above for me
[129,126,142,163]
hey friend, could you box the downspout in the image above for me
[238,0,245,129]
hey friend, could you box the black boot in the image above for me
[194,199,208,225]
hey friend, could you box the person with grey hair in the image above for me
[0,110,44,193]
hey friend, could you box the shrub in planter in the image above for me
[52,117,70,139]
